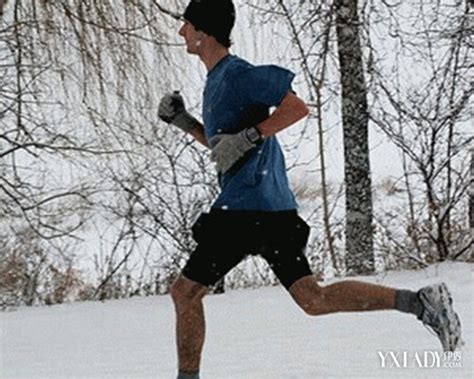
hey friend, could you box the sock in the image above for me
[395,289,424,318]
[177,371,200,379]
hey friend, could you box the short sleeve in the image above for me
[233,65,295,107]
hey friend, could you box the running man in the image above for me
[158,1,462,378]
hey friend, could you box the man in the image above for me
[158,1,462,378]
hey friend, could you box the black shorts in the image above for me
[182,209,312,290]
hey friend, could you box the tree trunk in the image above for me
[335,0,375,275]
[470,148,474,239]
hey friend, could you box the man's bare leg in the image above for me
[289,275,419,316]
[171,275,208,376]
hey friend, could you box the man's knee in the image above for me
[289,276,326,316]
[171,275,208,307]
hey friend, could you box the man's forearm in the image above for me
[191,91,308,149]
[256,91,309,138]
[189,123,210,148]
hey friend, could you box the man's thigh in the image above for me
[182,241,246,288]
[183,211,248,287]
[259,213,312,290]
[260,245,312,290]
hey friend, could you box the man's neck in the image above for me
[200,45,230,72]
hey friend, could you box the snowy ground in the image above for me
[1,262,472,379]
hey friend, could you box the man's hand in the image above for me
[158,91,199,133]
[209,127,262,174]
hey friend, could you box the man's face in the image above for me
[179,20,204,55]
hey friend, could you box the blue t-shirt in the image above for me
[203,55,298,211]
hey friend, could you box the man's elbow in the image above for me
[300,101,310,118]
[283,91,310,122]
[295,97,310,120]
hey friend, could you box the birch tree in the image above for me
[335,0,374,274]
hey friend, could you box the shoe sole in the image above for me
[419,283,462,351]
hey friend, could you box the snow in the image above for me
[1,262,472,378]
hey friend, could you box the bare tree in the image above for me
[251,0,471,273]
[469,148,473,261]
[334,0,374,274]
[273,0,341,275]
[3,0,471,306]
[467,0,473,258]
[369,0,473,263]
[1,0,216,303]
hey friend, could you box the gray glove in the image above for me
[158,91,199,133]
[209,127,262,174]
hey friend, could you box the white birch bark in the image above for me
[335,0,375,274]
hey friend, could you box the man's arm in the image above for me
[158,91,210,148]
[195,91,308,148]
[188,123,209,148]
[255,91,309,139]
[209,91,309,174]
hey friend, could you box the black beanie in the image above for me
[183,0,235,48]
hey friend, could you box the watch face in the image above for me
[246,127,261,143]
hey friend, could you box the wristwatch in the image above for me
[245,126,263,144]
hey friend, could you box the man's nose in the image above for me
[178,24,185,36]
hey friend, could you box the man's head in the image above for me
[181,0,235,48]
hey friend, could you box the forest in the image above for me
[0,0,472,309]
